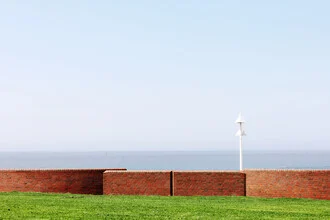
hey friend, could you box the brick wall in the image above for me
[1,169,328,199]
[245,170,330,200]
[173,171,246,196]
[0,169,126,195]
[103,171,171,196]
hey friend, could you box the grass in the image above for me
[0,192,329,219]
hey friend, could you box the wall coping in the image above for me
[1,169,327,172]
[104,170,171,173]
[173,170,244,173]
[0,168,126,172]
[104,170,244,173]
[244,169,329,172]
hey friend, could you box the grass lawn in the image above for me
[0,192,329,219]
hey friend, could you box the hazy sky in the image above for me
[0,1,329,151]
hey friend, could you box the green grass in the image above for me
[0,192,329,219]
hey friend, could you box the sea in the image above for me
[0,151,329,170]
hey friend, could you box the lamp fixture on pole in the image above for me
[235,113,246,171]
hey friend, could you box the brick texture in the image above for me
[0,169,125,195]
[245,170,330,200]
[103,171,171,196]
[173,171,246,196]
[1,169,328,199]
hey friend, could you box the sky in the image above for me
[0,1,329,151]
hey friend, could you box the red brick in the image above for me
[173,171,246,196]
[245,170,330,200]
[103,171,171,196]
[0,169,125,195]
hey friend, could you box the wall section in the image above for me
[1,169,328,199]
[173,171,246,196]
[103,171,172,196]
[245,170,330,200]
[0,169,126,195]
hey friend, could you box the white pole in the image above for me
[239,123,243,171]
[235,113,246,171]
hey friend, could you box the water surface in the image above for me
[0,151,329,170]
